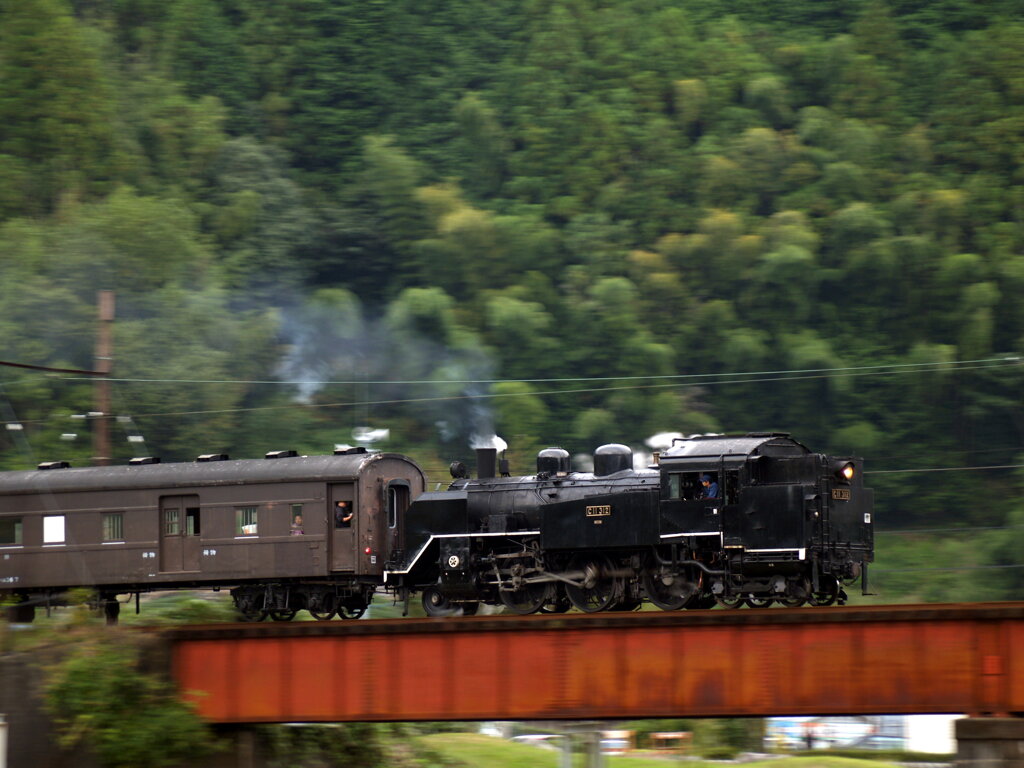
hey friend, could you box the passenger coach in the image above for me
[0,449,424,622]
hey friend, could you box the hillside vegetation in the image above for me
[0,0,1022,601]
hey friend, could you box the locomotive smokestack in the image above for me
[476,448,497,479]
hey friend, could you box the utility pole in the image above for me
[92,290,114,466]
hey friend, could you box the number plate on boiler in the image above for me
[586,505,612,517]
[831,488,851,501]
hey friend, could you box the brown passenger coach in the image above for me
[0,449,424,622]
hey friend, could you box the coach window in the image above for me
[102,512,124,542]
[186,506,200,536]
[43,514,65,545]
[164,509,180,536]
[388,484,409,529]
[0,517,22,546]
[236,506,258,536]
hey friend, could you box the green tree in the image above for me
[0,0,123,215]
[45,628,219,768]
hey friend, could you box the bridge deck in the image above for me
[168,602,1024,723]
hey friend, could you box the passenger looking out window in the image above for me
[291,504,304,535]
[334,500,353,528]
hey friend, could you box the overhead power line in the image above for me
[867,463,1024,475]
[48,354,1020,387]
[0,359,108,376]
[13,357,1014,424]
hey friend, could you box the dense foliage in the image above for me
[44,627,219,767]
[0,0,1022,600]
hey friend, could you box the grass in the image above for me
[411,733,907,768]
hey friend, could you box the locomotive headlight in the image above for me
[833,461,856,482]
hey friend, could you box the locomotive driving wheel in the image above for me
[539,586,571,613]
[642,558,699,611]
[565,554,621,613]
[499,580,550,615]
[269,609,297,621]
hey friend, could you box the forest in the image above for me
[0,0,1022,602]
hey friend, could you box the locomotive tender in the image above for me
[0,433,872,621]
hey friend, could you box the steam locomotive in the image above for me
[387,433,873,615]
[0,433,872,622]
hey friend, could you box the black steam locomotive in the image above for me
[0,433,872,622]
[385,433,874,615]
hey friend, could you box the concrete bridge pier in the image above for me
[957,718,1024,768]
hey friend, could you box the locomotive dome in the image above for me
[536,447,571,476]
[593,443,632,476]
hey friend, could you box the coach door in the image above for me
[330,485,356,571]
[160,495,200,572]
[386,481,411,563]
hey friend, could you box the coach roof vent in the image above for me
[37,460,71,470]
[128,456,160,465]
[594,444,632,476]
[265,450,298,459]
[196,453,230,462]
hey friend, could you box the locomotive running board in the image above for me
[384,531,541,581]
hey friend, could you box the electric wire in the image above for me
[42,354,1022,387]
[6,356,1019,426]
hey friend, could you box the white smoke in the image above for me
[470,434,507,451]
[645,432,684,450]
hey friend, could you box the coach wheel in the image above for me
[103,597,121,624]
[269,609,297,622]
[422,586,459,617]
[239,609,268,622]
[643,561,699,611]
[338,603,366,620]
[306,591,337,620]
[809,577,840,607]
[565,555,620,613]
[715,594,744,609]
[745,596,774,608]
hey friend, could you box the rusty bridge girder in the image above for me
[167,602,1024,723]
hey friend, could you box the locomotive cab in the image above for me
[657,432,873,606]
